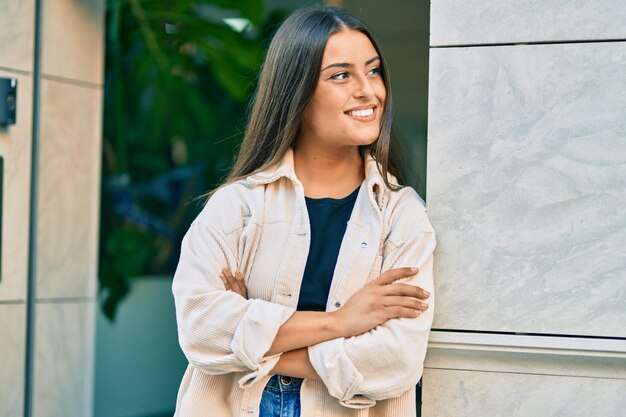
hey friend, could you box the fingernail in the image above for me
[410,267,418,273]
[424,290,430,297]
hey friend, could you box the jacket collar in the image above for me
[245,148,395,211]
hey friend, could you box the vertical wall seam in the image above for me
[24,0,43,415]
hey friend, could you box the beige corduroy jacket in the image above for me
[172,148,436,417]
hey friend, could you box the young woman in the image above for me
[172,7,435,417]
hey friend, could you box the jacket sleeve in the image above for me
[307,197,436,408]
[172,191,295,387]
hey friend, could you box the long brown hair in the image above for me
[219,7,406,194]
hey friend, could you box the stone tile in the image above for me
[0,304,26,417]
[0,0,35,72]
[427,42,626,336]
[0,71,32,301]
[32,301,96,417]
[423,368,626,417]
[431,0,626,46]
[41,0,104,84]
[425,342,626,380]
[36,79,102,299]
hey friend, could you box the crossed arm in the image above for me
[219,266,431,380]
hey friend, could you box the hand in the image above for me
[219,267,247,299]
[331,267,430,338]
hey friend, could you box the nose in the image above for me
[353,74,375,99]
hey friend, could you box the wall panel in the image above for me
[0,71,32,301]
[431,0,626,46]
[36,79,102,299]
[0,0,35,72]
[0,1,104,416]
[0,304,26,417]
[423,368,626,417]
[32,301,96,417]
[427,41,626,336]
[41,0,104,84]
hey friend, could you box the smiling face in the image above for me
[299,29,387,149]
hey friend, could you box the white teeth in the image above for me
[347,108,374,117]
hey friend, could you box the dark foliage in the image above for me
[100,0,286,320]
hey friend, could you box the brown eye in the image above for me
[330,71,349,80]
[368,66,381,76]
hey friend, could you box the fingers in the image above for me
[386,306,422,319]
[219,269,231,290]
[220,268,247,298]
[383,283,430,299]
[220,268,238,291]
[384,296,429,311]
[234,271,247,298]
[374,267,419,286]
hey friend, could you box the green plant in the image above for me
[100,0,286,320]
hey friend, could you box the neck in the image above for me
[293,140,365,198]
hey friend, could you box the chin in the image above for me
[354,130,381,146]
[350,136,379,147]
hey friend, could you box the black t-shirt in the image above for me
[296,186,360,311]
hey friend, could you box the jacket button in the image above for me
[334,301,341,308]
[360,242,368,248]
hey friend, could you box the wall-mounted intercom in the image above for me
[0,77,17,126]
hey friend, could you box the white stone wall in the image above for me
[0,0,104,416]
[425,2,626,416]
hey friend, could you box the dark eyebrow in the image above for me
[365,56,381,66]
[321,55,380,72]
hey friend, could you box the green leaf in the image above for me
[106,228,156,277]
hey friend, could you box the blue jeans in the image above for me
[259,375,302,417]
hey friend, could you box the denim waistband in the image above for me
[264,374,303,393]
